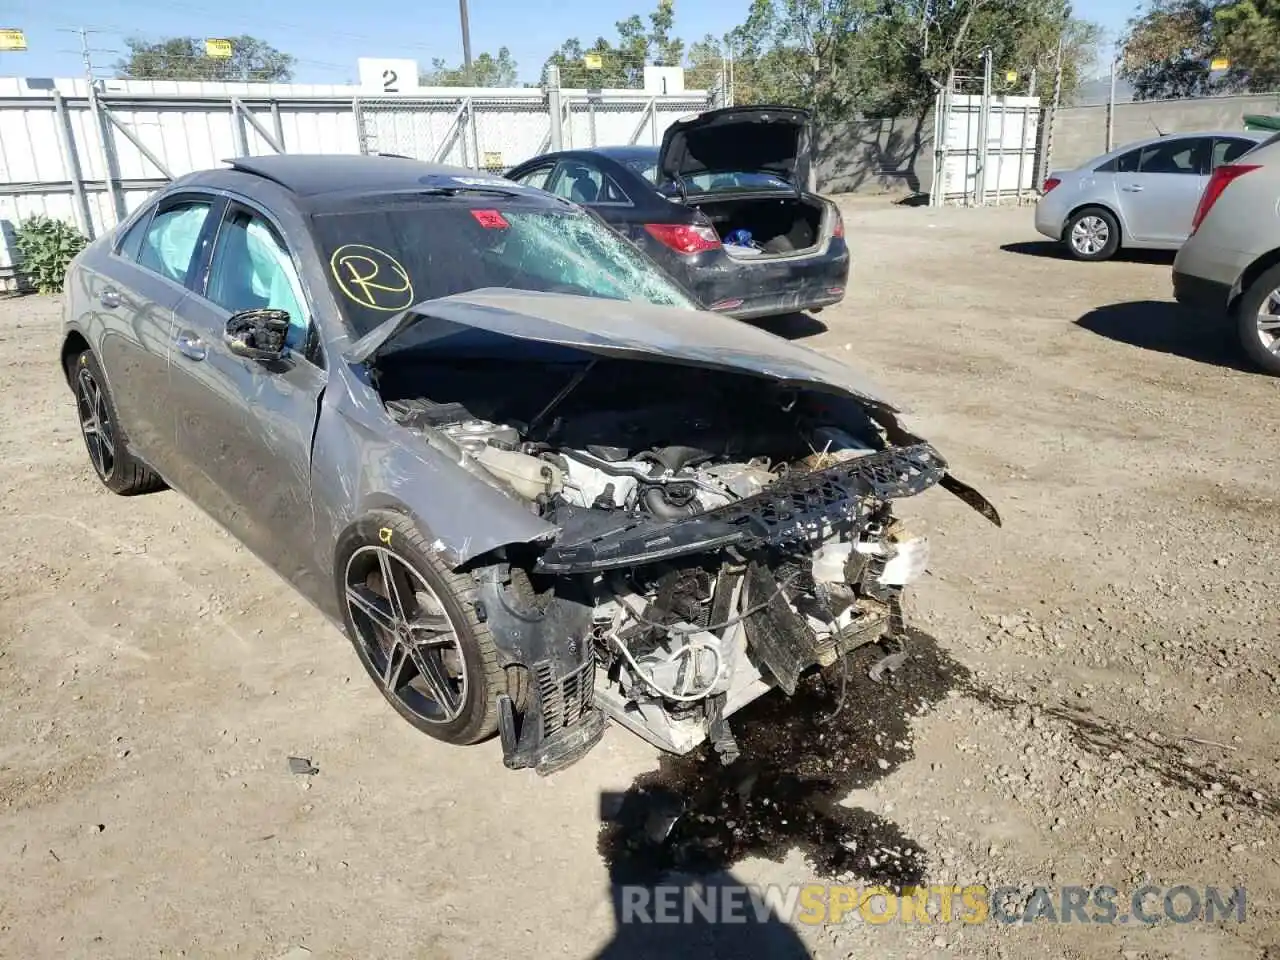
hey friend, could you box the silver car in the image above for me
[1174,130,1280,374]
[59,153,999,776]
[1034,131,1267,261]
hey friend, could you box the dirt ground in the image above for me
[2,198,1278,960]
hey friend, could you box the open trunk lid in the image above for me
[658,105,812,194]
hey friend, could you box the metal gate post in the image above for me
[53,91,94,239]
[546,65,564,152]
[467,98,481,169]
[88,85,125,223]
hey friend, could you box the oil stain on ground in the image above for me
[599,629,970,888]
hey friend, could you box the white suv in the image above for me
[1173,131,1280,374]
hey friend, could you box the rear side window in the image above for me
[1137,138,1207,174]
[137,200,214,284]
[1213,137,1260,167]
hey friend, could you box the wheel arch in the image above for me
[1064,201,1124,245]
[60,329,92,388]
[330,497,552,581]
[1228,246,1280,316]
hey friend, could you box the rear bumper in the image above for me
[691,240,851,319]
[1034,199,1065,241]
[1172,269,1232,316]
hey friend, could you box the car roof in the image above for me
[209,153,510,198]
[1072,130,1270,171]
[589,145,660,162]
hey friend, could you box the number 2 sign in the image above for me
[357,58,419,95]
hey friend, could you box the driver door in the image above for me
[166,198,327,593]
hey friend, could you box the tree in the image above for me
[421,47,519,87]
[540,0,685,87]
[115,35,295,82]
[537,0,1100,117]
[1119,0,1219,99]
[1212,0,1280,91]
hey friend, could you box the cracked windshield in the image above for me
[314,202,698,337]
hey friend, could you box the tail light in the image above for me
[1191,163,1260,234]
[832,208,845,239]
[643,222,721,254]
[1042,177,1061,194]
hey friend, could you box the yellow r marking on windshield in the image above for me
[329,243,415,311]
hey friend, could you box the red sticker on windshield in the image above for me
[471,209,509,229]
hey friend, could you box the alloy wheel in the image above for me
[1070,216,1109,256]
[1254,287,1280,357]
[343,544,468,724]
[75,366,115,480]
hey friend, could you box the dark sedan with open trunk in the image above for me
[504,105,849,320]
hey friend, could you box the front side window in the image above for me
[116,208,153,262]
[205,208,310,349]
[312,200,699,338]
[512,164,554,190]
[547,162,630,204]
[137,200,213,284]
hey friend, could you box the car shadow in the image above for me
[1000,241,1177,265]
[1075,300,1255,371]
[749,312,829,340]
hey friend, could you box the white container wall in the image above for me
[938,94,1041,203]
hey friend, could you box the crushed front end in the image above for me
[377,350,998,775]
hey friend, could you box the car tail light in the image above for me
[643,222,721,254]
[832,208,844,238]
[1042,177,1061,194]
[1191,163,1260,234]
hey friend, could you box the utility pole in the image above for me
[458,0,473,80]
[78,27,93,83]
[56,26,102,84]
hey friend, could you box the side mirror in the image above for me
[225,308,290,362]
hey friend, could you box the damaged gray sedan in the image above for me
[60,154,999,774]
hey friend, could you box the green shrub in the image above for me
[13,215,88,294]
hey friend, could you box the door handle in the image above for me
[99,287,121,308]
[174,331,207,362]
[1121,184,1144,192]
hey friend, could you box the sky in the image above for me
[1,0,1138,86]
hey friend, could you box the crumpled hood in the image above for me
[344,287,901,412]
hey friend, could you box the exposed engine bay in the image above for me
[377,351,999,774]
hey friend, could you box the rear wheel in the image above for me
[70,350,165,495]
[1063,207,1120,261]
[1234,263,1280,375]
[335,512,505,745]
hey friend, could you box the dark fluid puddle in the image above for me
[599,629,969,889]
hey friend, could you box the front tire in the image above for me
[1063,207,1120,261]
[1234,263,1280,375]
[334,512,505,746]
[70,349,166,495]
